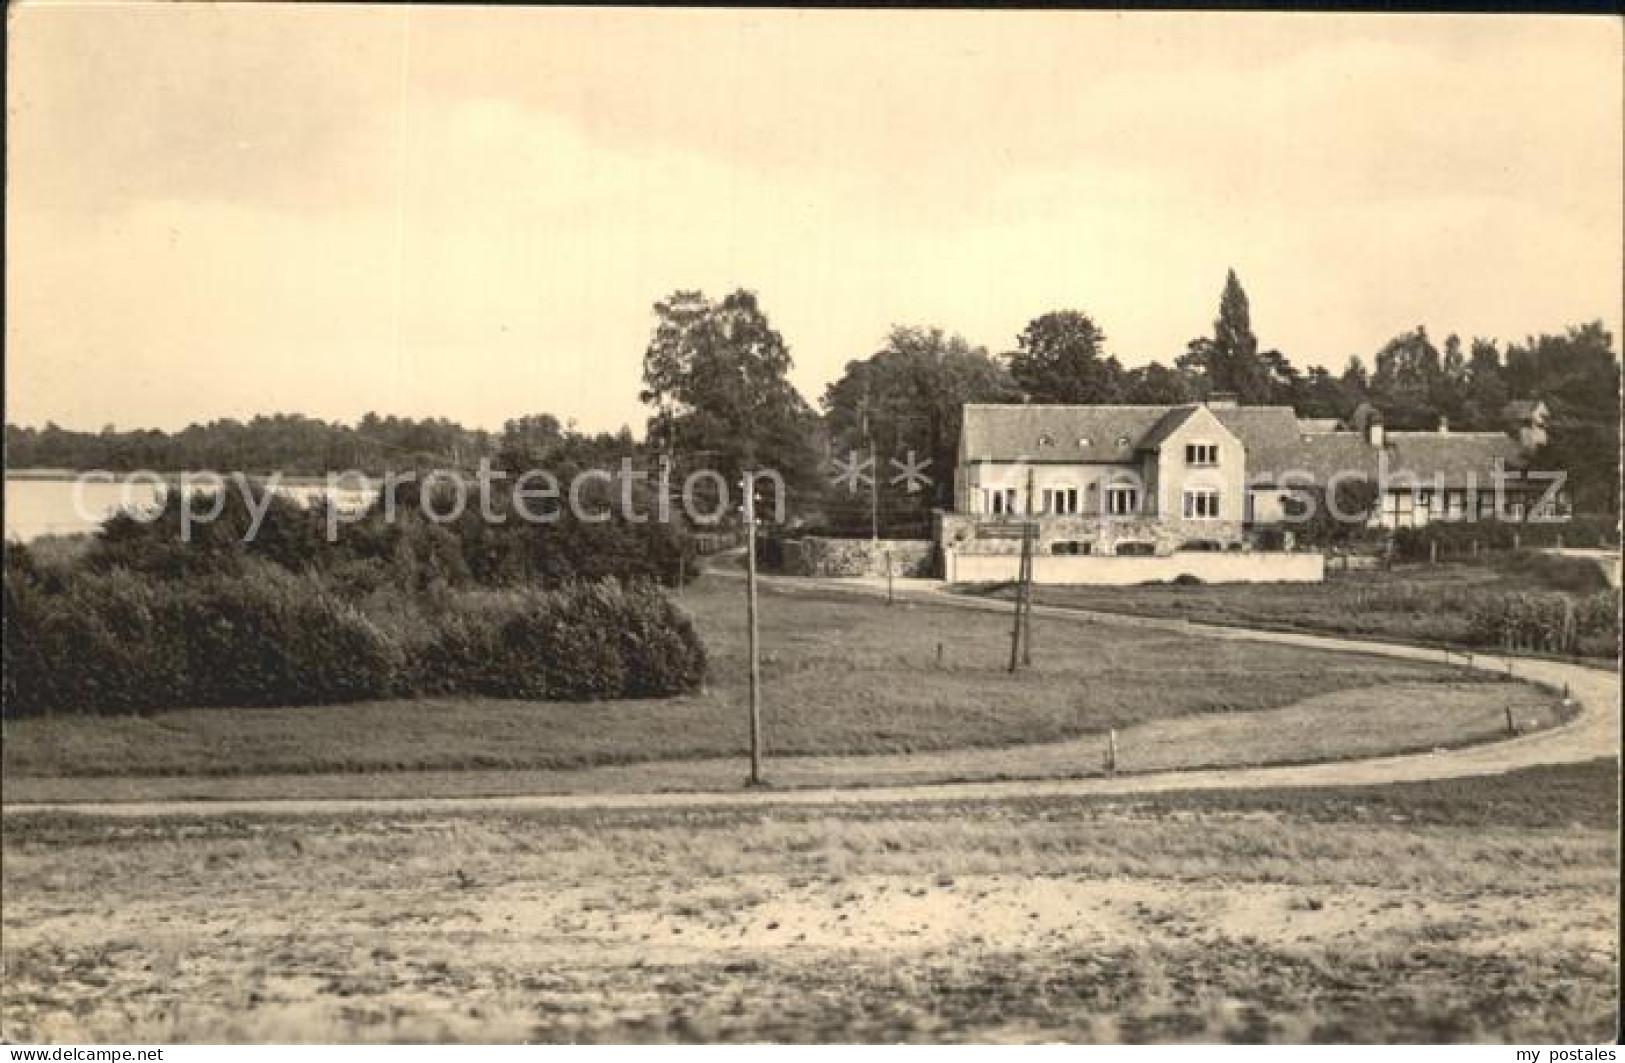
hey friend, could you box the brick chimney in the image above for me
[1365,408,1386,448]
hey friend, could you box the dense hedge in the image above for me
[4,560,402,715]
[411,581,706,702]
[85,475,701,590]
[3,551,706,717]
[1393,515,1619,561]
[1465,589,1621,657]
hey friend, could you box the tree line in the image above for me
[7,271,1619,520]
[815,271,1620,521]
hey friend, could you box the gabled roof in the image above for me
[960,404,1172,463]
[961,402,1531,490]
[1386,432,1528,487]
[961,403,1298,464]
[1208,406,1305,472]
[1271,431,1379,485]
[1261,431,1527,488]
[1138,406,1204,451]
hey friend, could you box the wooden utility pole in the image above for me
[862,385,879,544]
[1021,470,1035,666]
[1008,469,1037,673]
[744,476,764,786]
[1007,524,1026,674]
[870,436,880,545]
[886,549,895,606]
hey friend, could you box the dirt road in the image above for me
[5,568,1615,818]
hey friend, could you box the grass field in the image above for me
[3,758,1615,1043]
[962,555,1619,660]
[3,575,1518,783]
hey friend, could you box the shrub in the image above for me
[1465,589,1621,656]
[1394,516,1621,562]
[411,593,542,699]
[414,581,707,701]
[159,565,405,707]
[4,561,180,715]
[4,548,707,714]
[77,472,699,592]
[1284,479,1381,548]
[3,561,403,716]
[608,582,708,697]
[509,585,629,700]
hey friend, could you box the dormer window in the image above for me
[1077,437,1092,448]
[1115,436,1130,449]
[1185,442,1219,466]
[1038,433,1055,448]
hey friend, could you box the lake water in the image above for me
[3,476,378,542]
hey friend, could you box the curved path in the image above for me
[4,569,1617,818]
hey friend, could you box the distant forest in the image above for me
[6,412,510,478]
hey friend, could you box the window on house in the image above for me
[1106,485,1139,516]
[986,487,1018,516]
[1531,492,1571,520]
[1182,489,1221,520]
[1444,490,1466,519]
[1115,541,1156,556]
[1185,443,1219,466]
[1042,486,1079,516]
[1051,541,1090,556]
[1477,492,1498,518]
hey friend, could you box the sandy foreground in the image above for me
[3,781,1617,1043]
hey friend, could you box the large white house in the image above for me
[941,397,1564,562]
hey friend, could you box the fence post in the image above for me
[936,641,944,669]
[1505,704,1516,736]
[1429,540,1438,565]
[1106,729,1118,774]
[1471,539,1479,560]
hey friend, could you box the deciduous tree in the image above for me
[1004,310,1124,404]
[640,289,821,505]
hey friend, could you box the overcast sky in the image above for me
[8,6,1621,434]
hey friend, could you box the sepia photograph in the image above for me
[3,3,1621,1049]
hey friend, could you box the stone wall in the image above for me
[945,549,1325,585]
[936,512,1246,557]
[773,536,936,578]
